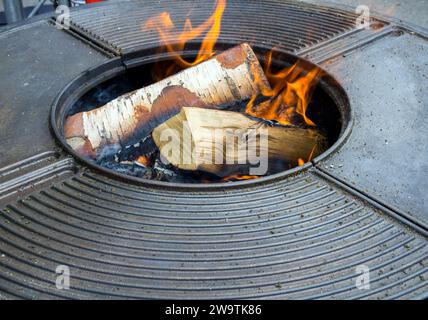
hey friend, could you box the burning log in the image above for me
[64,43,271,159]
[152,107,327,177]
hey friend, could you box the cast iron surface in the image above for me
[1,170,427,299]
[66,0,360,56]
[316,32,428,226]
[0,0,427,299]
[0,20,109,168]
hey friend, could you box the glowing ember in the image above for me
[136,155,152,167]
[297,142,319,167]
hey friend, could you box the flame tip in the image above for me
[144,0,226,75]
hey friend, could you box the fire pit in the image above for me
[52,46,349,184]
[0,0,427,300]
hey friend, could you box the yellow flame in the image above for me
[297,142,319,167]
[143,0,226,73]
[246,50,322,126]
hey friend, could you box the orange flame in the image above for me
[246,50,323,126]
[136,155,152,167]
[143,0,226,79]
[221,174,260,182]
[297,141,319,166]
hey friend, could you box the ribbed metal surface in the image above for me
[0,170,427,299]
[68,0,359,55]
[0,0,426,300]
[0,152,75,206]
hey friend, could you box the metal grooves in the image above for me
[0,151,59,179]
[297,24,396,64]
[67,0,359,56]
[49,19,118,58]
[0,152,76,207]
[314,167,428,236]
[0,171,427,299]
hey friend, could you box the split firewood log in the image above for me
[64,43,271,159]
[152,107,327,177]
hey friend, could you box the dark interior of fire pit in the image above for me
[60,49,347,184]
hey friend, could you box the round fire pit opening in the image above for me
[51,46,351,186]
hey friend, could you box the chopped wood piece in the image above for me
[152,107,327,177]
[64,43,271,158]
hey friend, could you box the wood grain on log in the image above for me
[64,43,270,158]
[152,107,327,177]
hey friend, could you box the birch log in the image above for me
[152,107,327,177]
[64,43,271,158]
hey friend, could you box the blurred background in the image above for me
[0,0,101,26]
[0,0,427,28]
